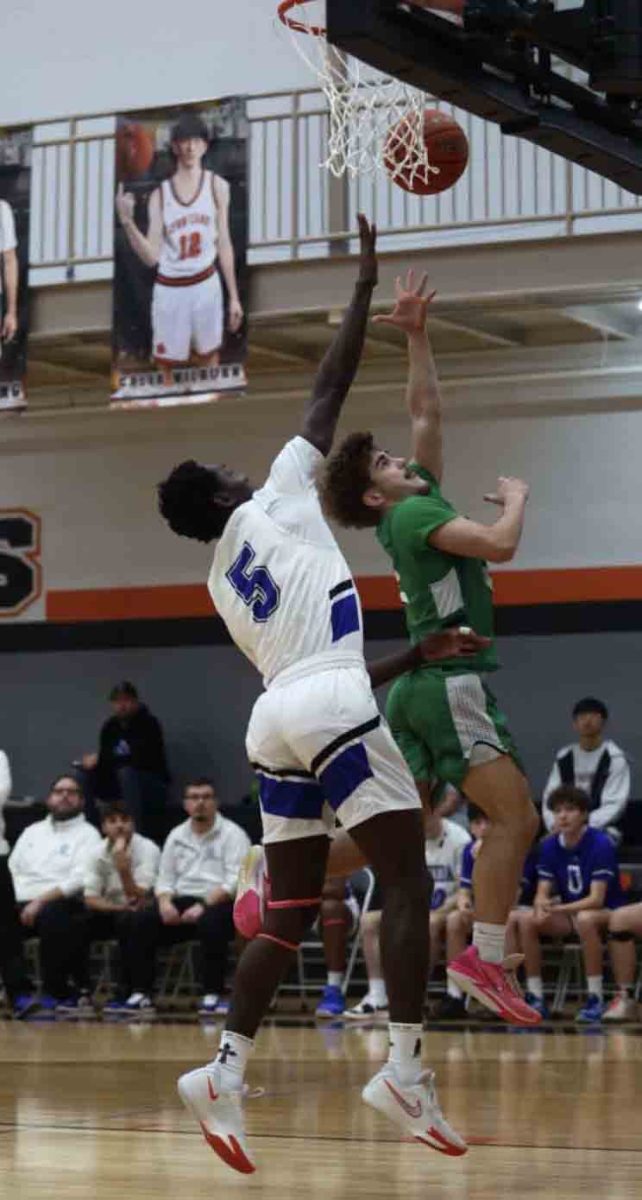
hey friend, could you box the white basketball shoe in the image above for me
[362,1065,467,1156]
[177,1065,255,1174]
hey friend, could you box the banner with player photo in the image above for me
[111,99,248,408]
[0,128,31,412]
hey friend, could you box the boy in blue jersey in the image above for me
[518,785,623,1023]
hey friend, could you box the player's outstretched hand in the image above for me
[115,182,135,225]
[372,267,437,334]
[357,213,378,287]
[484,476,530,507]
[418,626,491,663]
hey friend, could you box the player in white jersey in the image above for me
[115,112,242,368]
[0,198,19,358]
[158,217,476,1175]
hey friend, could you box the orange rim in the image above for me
[277,0,326,36]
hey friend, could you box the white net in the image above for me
[278,0,439,185]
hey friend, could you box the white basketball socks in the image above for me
[212,1030,254,1089]
[473,921,506,965]
[388,1022,423,1086]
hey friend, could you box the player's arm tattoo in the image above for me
[301,214,377,456]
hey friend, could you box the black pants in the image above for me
[0,857,34,1003]
[87,910,145,1000]
[18,897,90,1000]
[127,896,235,995]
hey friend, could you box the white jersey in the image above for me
[158,169,219,280]
[208,437,365,687]
[0,200,17,299]
[424,819,471,909]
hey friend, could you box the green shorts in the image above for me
[386,667,522,789]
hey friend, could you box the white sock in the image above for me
[527,976,543,999]
[369,978,388,1006]
[447,981,463,1000]
[587,976,603,1002]
[328,971,343,988]
[388,1022,423,1086]
[473,921,506,965]
[212,1030,253,1088]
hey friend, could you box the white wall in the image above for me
[1,0,311,125]
[0,395,639,621]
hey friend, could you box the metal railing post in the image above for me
[564,158,574,237]
[290,92,301,258]
[66,118,78,280]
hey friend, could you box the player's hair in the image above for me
[158,460,230,543]
[170,112,209,144]
[109,680,138,701]
[572,695,608,720]
[318,431,380,529]
[547,785,590,815]
[184,776,217,795]
[467,804,487,825]
[99,799,133,822]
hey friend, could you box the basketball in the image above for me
[115,121,155,182]
[383,108,469,196]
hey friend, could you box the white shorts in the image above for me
[151,269,223,363]
[246,654,421,845]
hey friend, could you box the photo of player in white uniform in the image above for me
[112,102,248,406]
[0,128,31,411]
[116,112,242,371]
[0,199,19,353]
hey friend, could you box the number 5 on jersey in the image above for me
[226,542,281,622]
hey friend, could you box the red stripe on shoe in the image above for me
[417,1128,468,1157]
[200,1124,255,1174]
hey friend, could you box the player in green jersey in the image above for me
[319,270,540,1025]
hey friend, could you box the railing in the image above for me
[29,89,642,287]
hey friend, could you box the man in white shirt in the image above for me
[0,748,39,1017]
[542,697,630,841]
[9,774,101,1012]
[84,800,160,1012]
[0,199,19,350]
[346,807,470,1018]
[124,778,249,1016]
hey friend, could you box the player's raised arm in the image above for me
[115,184,163,268]
[373,269,441,481]
[301,214,377,456]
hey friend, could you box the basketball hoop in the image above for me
[277,0,439,184]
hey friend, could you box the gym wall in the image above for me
[0,396,639,801]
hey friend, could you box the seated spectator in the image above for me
[542,697,630,842]
[123,778,250,1017]
[8,775,101,1014]
[315,878,362,1018]
[439,806,490,1019]
[516,785,624,1024]
[602,903,641,1022]
[84,800,160,1013]
[345,806,470,1020]
[0,747,39,1018]
[80,681,170,842]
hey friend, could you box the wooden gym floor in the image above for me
[1,1016,641,1199]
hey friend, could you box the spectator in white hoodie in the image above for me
[542,698,630,843]
[0,750,39,1017]
[9,774,101,1013]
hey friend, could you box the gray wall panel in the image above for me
[1,631,638,805]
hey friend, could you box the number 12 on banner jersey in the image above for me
[226,542,281,622]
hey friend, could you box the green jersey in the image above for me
[376,463,498,674]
